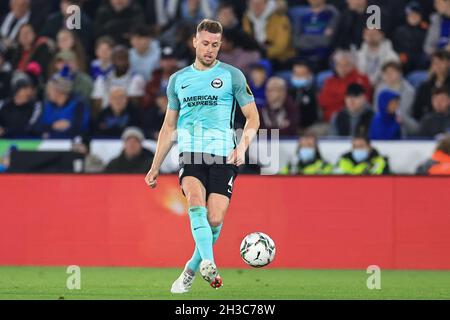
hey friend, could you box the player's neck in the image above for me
[193,59,218,71]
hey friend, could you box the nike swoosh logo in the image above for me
[181,84,191,89]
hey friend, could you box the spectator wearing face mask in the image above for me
[335,134,390,175]
[280,132,332,175]
[288,61,318,130]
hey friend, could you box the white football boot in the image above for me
[170,262,196,294]
[199,260,223,289]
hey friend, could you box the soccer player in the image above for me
[144,19,260,293]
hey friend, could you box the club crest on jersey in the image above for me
[211,78,223,89]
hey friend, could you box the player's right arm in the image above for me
[145,73,180,189]
[145,108,179,188]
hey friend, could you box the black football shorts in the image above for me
[178,152,239,199]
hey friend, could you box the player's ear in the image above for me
[192,36,197,49]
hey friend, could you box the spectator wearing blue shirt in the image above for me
[94,86,139,138]
[292,0,340,71]
[425,0,450,55]
[33,68,90,139]
[90,36,114,81]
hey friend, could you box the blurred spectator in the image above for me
[142,46,179,108]
[287,61,318,130]
[0,0,31,48]
[369,89,402,140]
[335,134,390,175]
[249,62,269,108]
[140,91,167,140]
[50,50,93,103]
[0,78,41,138]
[376,62,419,136]
[419,87,450,138]
[393,1,429,73]
[417,134,450,175]
[280,133,332,175]
[318,50,372,122]
[333,0,369,50]
[292,0,340,72]
[169,22,196,66]
[94,86,139,138]
[330,83,374,137]
[94,0,146,46]
[0,44,12,100]
[7,23,53,75]
[259,77,299,137]
[90,36,114,81]
[55,29,87,73]
[412,50,450,120]
[242,0,295,70]
[33,67,90,139]
[144,0,181,31]
[40,0,92,52]
[91,45,146,115]
[179,0,217,24]
[424,0,450,55]
[356,28,400,86]
[71,135,105,173]
[216,2,260,51]
[104,126,154,173]
[129,25,161,82]
[218,29,261,77]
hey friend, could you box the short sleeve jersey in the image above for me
[166,61,254,157]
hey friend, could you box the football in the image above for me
[240,232,276,268]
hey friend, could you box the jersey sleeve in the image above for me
[231,68,255,108]
[166,74,180,111]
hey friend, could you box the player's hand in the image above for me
[227,147,246,166]
[145,168,159,189]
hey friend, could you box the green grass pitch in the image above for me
[0,267,449,300]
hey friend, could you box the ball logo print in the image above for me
[211,78,223,89]
[240,232,276,268]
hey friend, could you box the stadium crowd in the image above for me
[0,0,449,175]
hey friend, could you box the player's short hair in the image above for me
[196,19,223,35]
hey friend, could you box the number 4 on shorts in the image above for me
[227,177,234,194]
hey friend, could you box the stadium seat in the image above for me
[406,70,429,89]
[315,69,334,90]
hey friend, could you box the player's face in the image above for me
[193,31,222,67]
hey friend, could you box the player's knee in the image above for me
[208,214,224,227]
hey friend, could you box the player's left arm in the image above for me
[227,67,260,166]
[228,101,260,166]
